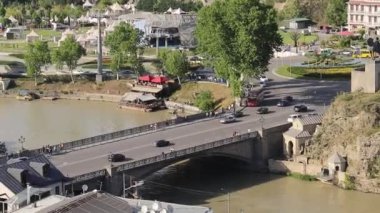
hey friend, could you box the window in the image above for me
[375,6,378,12]
[351,15,354,21]
[369,6,372,12]
[369,16,372,23]
[361,15,364,21]
[361,5,364,11]
[375,17,377,23]
[351,5,354,11]
[55,186,60,195]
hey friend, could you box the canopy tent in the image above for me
[26,30,39,42]
[138,75,154,82]
[166,7,173,13]
[110,2,125,11]
[338,31,354,36]
[172,8,186,15]
[83,0,93,8]
[151,76,169,84]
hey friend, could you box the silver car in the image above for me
[220,115,236,124]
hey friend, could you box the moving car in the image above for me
[108,153,126,162]
[277,100,289,107]
[282,96,293,102]
[233,111,244,118]
[294,105,308,112]
[259,75,269,82]
[259,81,266,88]
[155,139,171,147]
[220,115,236,124]
[256,107,269,114]
[287,114,302,122]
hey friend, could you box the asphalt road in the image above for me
[51,56,351,177]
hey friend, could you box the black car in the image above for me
[294,105,308,112]
[155,140,171,147]
[277,100,289,107]
[108,153,126,162]
[282,96,293,102]
[256,107,269,114]
[234,111,244,118]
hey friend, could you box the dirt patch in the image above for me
[169,82,233,109]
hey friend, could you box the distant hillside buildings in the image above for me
[347,0,380,32]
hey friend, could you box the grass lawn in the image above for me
[170,82,234,109]
[279,31,319,45]
[276,65,357,80]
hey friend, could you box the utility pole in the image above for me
[91,10,106,83]
[18,136,26,152]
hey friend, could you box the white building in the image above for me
[347,0,380,32]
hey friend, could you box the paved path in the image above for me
[51,56,351,178]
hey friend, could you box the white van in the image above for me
[287,114,302,123]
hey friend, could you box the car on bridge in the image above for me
[108,153,126,162]
[155,139,171,147]
[282,96,294,102]
[287,114,302,122]
[219,115,236,124]
[256,107,269,114]
[277,100,289,107]
[294,105,308,112]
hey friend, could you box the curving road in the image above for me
[51,56,350,177]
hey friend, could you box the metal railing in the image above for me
[27,112,209,155]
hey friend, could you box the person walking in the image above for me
[367,37,374,60]
[374,37,380,60]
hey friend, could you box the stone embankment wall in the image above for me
[60,93,122,102]
[164,101,201,113]
[268,159,321,176]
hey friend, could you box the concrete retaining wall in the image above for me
[60,93,122,102]
[165,101,201,113]
[268,159,321,176]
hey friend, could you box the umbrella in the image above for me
[151,76,169,84]
[138,75,154,82]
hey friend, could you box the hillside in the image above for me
[306,92,380,193]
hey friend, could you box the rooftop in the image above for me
[296,115,323,126]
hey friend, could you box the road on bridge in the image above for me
[51,56,350,178]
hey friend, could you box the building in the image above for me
[14,190,213,213]
[347,0,380,32]
[288,18,312,29]
[0,155,66,212]
[351,61,380,93]
[328,153,347,174]
[283,115,323,159]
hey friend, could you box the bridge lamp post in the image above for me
[18,136,26,152]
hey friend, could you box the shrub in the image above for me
[344,174,356,190]
[287,172,317,181]
[194,90,215,112]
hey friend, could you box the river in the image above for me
[1,99,380,212]
[0,98,172,150]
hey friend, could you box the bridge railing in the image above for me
[27,112,211,155]
[113,131,258,173]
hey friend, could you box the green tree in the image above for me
[289,31,301,52]
[326,0,347,27]
[105,22,140,80]
[159,50,188,84]
[52,36,86,83]
[280,0,303,20]
[25,41,51,86]
[195,90,215,112]
[195,0,282,96]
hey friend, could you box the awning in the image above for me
[131,86,162,94]
[151,76,168,84]
[138,75,154,82]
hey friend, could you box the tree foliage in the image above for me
[289,31,301,48]
[158,50,188,84]
[326,0,347,27]
[195,0,282,96]
[280,0,303,20]
[25,40,50,86]
[105,22,140,79]
[52,36,85,83]
[194,90,215,112]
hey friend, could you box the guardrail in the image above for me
[113,131,258,173]
[27,112,211,155]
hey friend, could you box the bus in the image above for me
[245,88,265,107]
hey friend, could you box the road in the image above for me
[51,56,351,178]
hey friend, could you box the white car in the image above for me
[260,75,269,82]
[259,81,267,88]
[287,114,302,123]
[220,115,236,124]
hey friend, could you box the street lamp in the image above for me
[90,10,107,83]
[18,136,26,152]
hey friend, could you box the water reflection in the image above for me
[139,157,380,213]
[0,99,172,149]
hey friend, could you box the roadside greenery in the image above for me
[343,174,356,190]
[279,31,318,46]
[195,0,282,97]
[158,50,189,85]
[136,0,203,13]
[194,90,215,112]
[287,172,317,181]
[326,0,347,27]
[276,65,360,80]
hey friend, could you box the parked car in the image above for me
[108,153,126,162]
[352,50,371,58]
[155,140,171,147]
[220,115,236,124]
[294,105,308,112]
[277,100,289,107]
[282,96,293,102]
[256,107,269,114]
[259,75,269,82]
[259,81,267,88]
[287,114,302,122]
